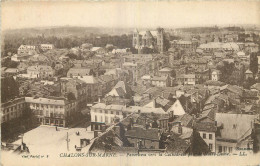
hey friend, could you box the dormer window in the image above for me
[233,124,237,129]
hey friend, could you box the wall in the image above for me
[199,131,216,153]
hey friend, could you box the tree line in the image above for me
[1,34,134,57]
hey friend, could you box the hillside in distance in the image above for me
[3,26,134,38]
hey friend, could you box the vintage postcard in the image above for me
[1,1,260,166]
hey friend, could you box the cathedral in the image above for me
[132,28,165,53]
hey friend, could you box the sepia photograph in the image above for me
[1,1,260,166]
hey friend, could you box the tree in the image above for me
[217,61,235,84]
[1,57,19,68]
[66,53,78,60]
[67,92,76,101]
[250,52,259,75]
[251,128,259,153]
[1,76,19,103]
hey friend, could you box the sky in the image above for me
[1,1,260,30]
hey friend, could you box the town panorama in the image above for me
[1,25,260,156]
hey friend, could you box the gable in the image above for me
[168,100,185,116]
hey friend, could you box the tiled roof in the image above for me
[27,65,52,72]
[25,97,68,105]
[173,114,193,127]
[67,68,92,76]
[125,127,160,141]
[215,113,256,140]
[194,122,217,132]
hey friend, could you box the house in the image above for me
[176,74,196,85]
[40,44,54,51]
[97,74,118,96]
[112,48,130,54]
[17,45,36,54]
[251,83,260,96]
[67,68,94,77]
[215,113,257,154]
[60,78,87,110]
[170,40,198,51]
[195,122,217,153]
[167,99,186,116]
[70,76,100,103]
[106,81,132,99]
[170,114,193,135]
[204,80,226,89]
[150,75,170,87]
[90,103,125,131]
[25,97,77,127]
[211,70,221,81]
[1,97,26,124]
[158,67,173,77]
[91,47,106,54]
[27,65,54,79]
[125,127,160,149]
[245,69,253,79]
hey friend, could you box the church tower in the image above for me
[156,28,164,53]
[133,29,140,49]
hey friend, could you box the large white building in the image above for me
[40,44,54,51]
[90,103,125,131]
[25,97,77,127]
[17,45,36,54]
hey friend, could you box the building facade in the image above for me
[90,103,125,131]
[25,97,77,127]
[1,97,26,124]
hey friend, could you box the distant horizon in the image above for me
[2,1,260,31]
[3,23,260,32]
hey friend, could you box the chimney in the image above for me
[178,122,182,135]
[153,98,156,108]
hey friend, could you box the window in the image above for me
[203,133,206,139]
[105,110,108,114]
[116,111,119,115]
[228,147,233,153]
[209,134,213,140]
[111,111,114,114]
[101,116,103,122]
[105,116,108,123]
[95,115,97,122]
[100,110,102,113]
[223,146,227,153]
[209,144,213,151]
[219,146,222,153]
